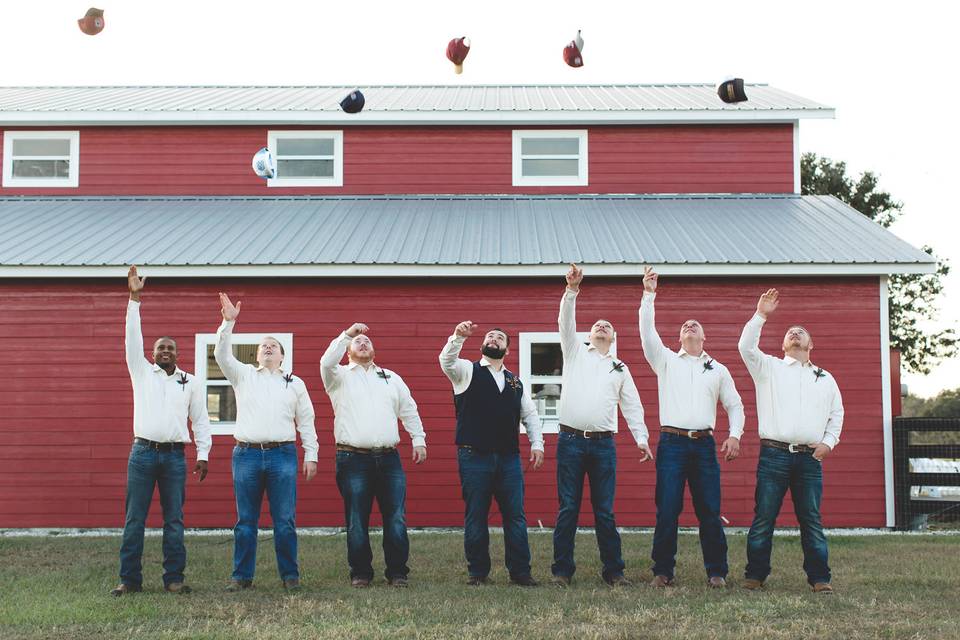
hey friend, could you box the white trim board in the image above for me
[879,276,895,528]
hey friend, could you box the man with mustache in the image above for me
[551,264,652,588]
[113,266,212,597]
[216,293,319,592]
[640,266,745,589]
[738,288,844,594]
[321,323,427,588]
[440,322,544,586]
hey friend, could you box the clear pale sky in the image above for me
[5,0,958,396]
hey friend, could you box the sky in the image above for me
[4,0,959,396]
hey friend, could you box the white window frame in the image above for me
[2,130,80,188]
[194,332,294,436]
[266,130,343,187]
[512,129,588,187]
[519,331,616,434]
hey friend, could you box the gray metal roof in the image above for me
[0,84,833,125]
[0,195,933,277]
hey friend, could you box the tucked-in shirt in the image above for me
[215,320,319,462]
[320,332,426,449]
[439,335,544,451]
[738,313,844,449]
[125,300,212,460]
[639,292,745,438]
[559,290,649,445]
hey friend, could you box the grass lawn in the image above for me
[1,531,958,640]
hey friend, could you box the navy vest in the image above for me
[454,361,524,453]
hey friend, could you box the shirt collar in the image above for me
[782,355,813,367]
[346,361,377,371]
[151,363,185,377]
[255,365,287,374]
[585,343,615,359]
[678,348,710,360]
[480,357,505,372]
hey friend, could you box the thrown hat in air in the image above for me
[446,37,471,74]
[78,7,105,36]
[340,89,365,114]
[251,147,276,179]
[717,77,748,104]
[563,30,584,68]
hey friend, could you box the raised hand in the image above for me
[757,288,780,318]
[455,321,476,338]
[219,292,242,321]
[127,265,146,300]
[643,265,658,294]
[565,263,584,292]
[346,323,369,338]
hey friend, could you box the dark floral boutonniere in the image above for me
[610,360,625,373]
[376,368,391,384]
[283,374,295,389]
[813,367,826,381]
[176,372,189,391]
[507,375,521,391]
[702,359,715,374]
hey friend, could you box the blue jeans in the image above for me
[551,432,624,579]
[231,443,299,582]
[745,446,830,585]
[335,449,409,581]
[457,448,532,579]
[118,442,187,587]
[651,432,728,580]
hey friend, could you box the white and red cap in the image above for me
[446,37,471,74]
[251,147,276,180]
[78,7,105,36]
[563,30,584,68]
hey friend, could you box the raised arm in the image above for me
[214,292,244,386]
[321,324,367,392]
[738,289,778,380]
[439,321,476,391]
[124,266,151,376]
[558,263,583,359]
[639,265,670,374]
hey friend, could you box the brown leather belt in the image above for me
[134,437,185,452]
[236,440,295,450]
[559,424,614,440]
[661,426,713,440]
[761,438,816,454]
[336,443,397,455]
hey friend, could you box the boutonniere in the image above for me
[283,374,295,389]
[507,375,521,391]
[176,373,189,391]
[813,367,826,381]
[376,368,391,384]
[702,359,715,374]
[610,360,625,373]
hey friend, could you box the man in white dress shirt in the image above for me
[113,266,212,597]
[215,293,319,592]
[440,322,544,586]
[640,266,745,589]
[321,323,427,588]
[738,288,843,593]
[551,264,652,588]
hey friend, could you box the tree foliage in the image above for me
[902,389,960,418]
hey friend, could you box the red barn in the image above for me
[0,84,933,530]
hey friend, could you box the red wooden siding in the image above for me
[0,276,883,529]
[0,124,794,196]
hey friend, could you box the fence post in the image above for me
[891,418,911,530]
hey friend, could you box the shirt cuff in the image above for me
[642,291,656,302]
[219,319,235,332]
[304,452,319,463]
[820,434,838,450]
[751,312,767,325]
[127,299,141,309]
[635,437,649,447]
[411,436,426,448]
[564,288,579,298]
[531,441,545,452]
[196,452,210,462]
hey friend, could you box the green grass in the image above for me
[1,532,958,639]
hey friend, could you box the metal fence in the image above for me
[893,417,960,529]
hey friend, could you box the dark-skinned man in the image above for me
[112,266,212,597]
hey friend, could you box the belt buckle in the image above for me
[259,443,269,450]
[687,429,697,439]
[788,443,799,453]
[583,429,590,439]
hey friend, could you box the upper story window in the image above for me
[2,131,80,188]
[266,130,343,187]
[512,130,588,187]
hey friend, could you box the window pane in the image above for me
[207,386,237,422]
[531,343,563,376]
[276,138,334,156]
[206,344,258,380]
[522,158,579,177]
[277,159,334,178]
[531,384,562,418]
[12,138,71,157]
[12,159,70,178]
[521,137,579,155]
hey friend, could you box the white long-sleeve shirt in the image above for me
[639,292,745,438]
[214,319,319,462]
[738,313,844,449]
[439,335,544,452]
[559,289,649,446]
[320,332,426,449]
[125,300,212,460]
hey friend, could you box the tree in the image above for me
[801,153,957,374]
[902,389,960,418]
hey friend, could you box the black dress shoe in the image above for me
[225,579,253,592]
[466,575,490,586]
[387,577,409,588]
[110,583,142,597]
[509,574,539,587]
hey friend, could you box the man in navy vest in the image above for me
[440,321,545,586]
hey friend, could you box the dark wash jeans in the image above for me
[231,443,299,582]
[651,432,728,580]
[335,449,409,581]
[119,442,187,587]
[551,431,625,579]
[745,445,831,585]
[457,448,532,579]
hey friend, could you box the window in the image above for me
[512,130,588,186]
[2,131,80,187]
[193,332,294,436]
[519,331,616,434]
[266,130,343,187]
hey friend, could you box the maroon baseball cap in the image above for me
[78,7,105,36]
[563,30,584,68]
[446,37,471,74]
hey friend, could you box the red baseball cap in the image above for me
[78,7,105,36]
[563,30,584,68]
[446,37,471,74]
